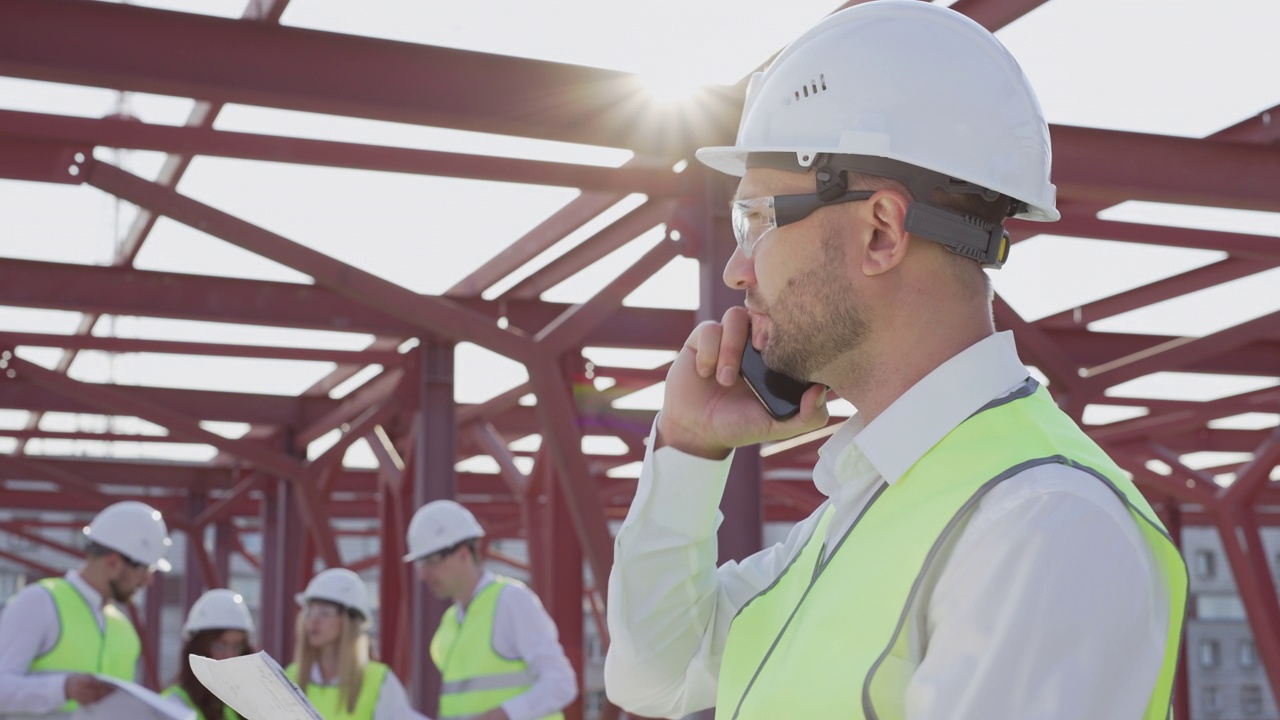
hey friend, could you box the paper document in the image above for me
[71,676,195,720]
[189,651,323,720]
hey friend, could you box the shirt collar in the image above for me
[817,331,1030,487]
[66,569,105,609]
[456,570,497,620]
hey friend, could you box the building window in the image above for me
[1240,639,1258,669]
[1203,685,1222,714]
[1199,639,1221,668]
[1195,549,1216,579]
[1242,684,1263,715]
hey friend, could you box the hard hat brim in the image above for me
[695,145,1061,222]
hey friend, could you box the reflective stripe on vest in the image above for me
[284,661,388,720]
[430,576,565,720]
[26,577,141,714]
[162,684,240,720]
[716,382,1188,720]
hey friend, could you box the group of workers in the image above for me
[0,499,577,720]
[4,3,1193,719]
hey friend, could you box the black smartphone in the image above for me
[740,340,815,421]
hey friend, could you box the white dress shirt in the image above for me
[0,570,141,718]
[299,659,417,720]
[605,332,1172,719]
[447,572,578,720]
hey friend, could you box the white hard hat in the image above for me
[697,0,1058,224]
[296,568,371,620]
[403,500,485,563]
[84,501,172,572]
[184,589,255,638]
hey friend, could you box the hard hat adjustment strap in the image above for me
[903,204,1010,269]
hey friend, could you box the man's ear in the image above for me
[861,191,911,277]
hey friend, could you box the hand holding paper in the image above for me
[188,651,323,720]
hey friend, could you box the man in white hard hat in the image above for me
[604,3,1186,719]
[0,500,172,717]
[405,500,576,720]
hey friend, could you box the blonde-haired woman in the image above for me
[285,568,415,720]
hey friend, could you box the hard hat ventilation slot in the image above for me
[794,74,827,102]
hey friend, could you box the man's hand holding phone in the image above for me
[656,306,829,459]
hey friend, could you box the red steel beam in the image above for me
[294,368,404,447]
[948,0,1050,30]
[1013,214,1280,262]
[14,0,294,461]
[503,200,677,301]
[0,110,682,196]
[1213,104,1280,145]
[447,191,631,297]
[11,257,1279,375]
[4,354,342,564]
[85,161,533,360]
[0,136,88,184]
[1081,310,1280,389]
[526,356,614,599]
[1212,506,1280,699]
[0,523,85,559]
[1051,125,1280,213]
[0,330,404,365]
[537,235,683,355]
[992,295,1082,394]
[0,548,61,578]
[0,0,725,156]
[1037,257,1279,330]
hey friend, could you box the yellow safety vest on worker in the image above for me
[284,660,388,720]
[716,384,1188,719]
[161,684,240,720]
[26,577,141,714]
[431,577,565,720]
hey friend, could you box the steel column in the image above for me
[182,492,207,615]
[409,342,456,714]
[142,577,163,689]
[259,475,306,661]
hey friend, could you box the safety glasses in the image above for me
[730,188,875,258]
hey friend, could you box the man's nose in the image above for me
[722,244,756,290]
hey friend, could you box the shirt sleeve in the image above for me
[0,584,70,714]
[907,464,1171,720]
[603,424,827,719]
[491,584,578,720]
[373,667,418,720]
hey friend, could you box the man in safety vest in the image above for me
[604,3,1187,719]
[0,500,172,718]
[406,500,577,720]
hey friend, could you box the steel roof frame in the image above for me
[0,1,1276,718]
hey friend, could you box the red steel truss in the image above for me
[0,2,1276,719]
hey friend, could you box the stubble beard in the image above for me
[108,575,136,604]
[753,232,869,382]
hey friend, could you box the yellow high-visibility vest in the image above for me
[285,661,388,720]
[431,577,565,720]
[716,384,1187,719]
[26,577,140,714]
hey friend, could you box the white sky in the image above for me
[0,0,1277,472]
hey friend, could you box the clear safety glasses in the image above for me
[731,189,876,258]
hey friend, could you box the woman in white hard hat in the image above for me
[285,568,415,720]
[162,588,257,720]
[0,500,171,715]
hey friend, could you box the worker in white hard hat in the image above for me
[284,567,416,720]
[161,588,257,720]
[0,500,172,717]
[604,3,1186,719]
[405,499,576,720]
